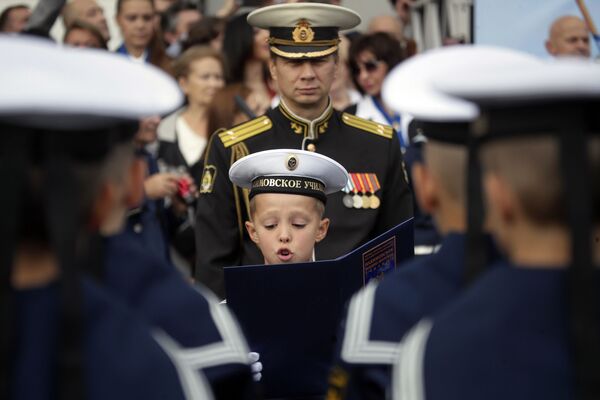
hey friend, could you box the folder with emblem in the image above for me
[224,218,414,399]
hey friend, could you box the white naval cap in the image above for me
[382,45,542,123]
[247,3,360,59]
[0,35,183,130]
[229,149,348,204]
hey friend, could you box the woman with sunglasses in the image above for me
[347,32,408,149]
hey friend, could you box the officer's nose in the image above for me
[299,61,316,80]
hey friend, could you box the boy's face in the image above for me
[245,193,330,265]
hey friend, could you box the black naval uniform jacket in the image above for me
[195,101,413,298]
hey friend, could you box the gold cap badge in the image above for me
[286,155,298,171]
[292,20,315,43]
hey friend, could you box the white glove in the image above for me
[248,352,263,382]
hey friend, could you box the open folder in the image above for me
[224,218,414,399]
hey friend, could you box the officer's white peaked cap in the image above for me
[247,3,360,59]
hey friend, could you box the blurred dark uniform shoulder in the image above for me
[104,234,258,399]
[196,101,413,298]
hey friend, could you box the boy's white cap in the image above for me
[229,149,348,204]
[0,35,183,130]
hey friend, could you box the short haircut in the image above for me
[18,141,135,243]
[248,195,326,221]
[0,4,28,32]
[424,140,467,205]
[480,136,600,225]
[348,32,405,94]
[172,45,225,80]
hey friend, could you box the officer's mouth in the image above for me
[297,88,318,95]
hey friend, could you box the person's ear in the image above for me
[411,162,439,214]
[246,221,260,244]
[126,158,146,208]
[268,58,278,83]
[545,40,555,56]
[315,217,330,243]
[484,172,516,225]
[178,75,189,95]
[87,183,115,231]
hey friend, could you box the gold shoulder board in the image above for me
[218,116,273,148]
[341,113,393,140]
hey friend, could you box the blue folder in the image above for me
[224,218,414,399]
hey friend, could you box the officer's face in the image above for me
[245,194,329,265]
[269,55,338,112]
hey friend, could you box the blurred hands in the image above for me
[144,172,179,200]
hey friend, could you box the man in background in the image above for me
[545,15,591,58]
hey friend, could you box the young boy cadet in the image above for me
[0,35,211,399]
[195,2,413,299]
[326,46,539,400]
[229,148,348,265]
[393,49,600,399]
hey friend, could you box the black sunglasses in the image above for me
[351,59,381,76]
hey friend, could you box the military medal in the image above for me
[350,173,366,209]
[369,195,380,209]
[357,174,371,209]
[342,176,355,208]
[343,194,354,208]
[366,173,381,209]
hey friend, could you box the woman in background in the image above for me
[221,12,272,111]
[115,0,172,73]
[156,46,226,274]
[347,32,407,148]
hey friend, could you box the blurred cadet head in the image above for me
[545,15,591,58]
[0,4,30,33]
[63,20,107,49]
[62,0,110,41]
[160,0,202,46]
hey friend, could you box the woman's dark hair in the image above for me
[206,83,252,136]
[183,16,225,51]
[221,12,255,84]
[348,32,405,94]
